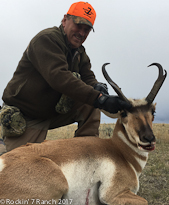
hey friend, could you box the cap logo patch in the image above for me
[83,7,93,18]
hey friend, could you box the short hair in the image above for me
[61,14,72,24]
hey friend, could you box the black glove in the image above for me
[93,93,132,114]
[94,83,109,94]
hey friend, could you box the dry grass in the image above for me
[47,123,169,141]
[47,123,116,140]
[47,123,169,205]
[138,142,169,205]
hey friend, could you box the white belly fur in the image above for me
[61,158,116,205]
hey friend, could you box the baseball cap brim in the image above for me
[71,15,94,31]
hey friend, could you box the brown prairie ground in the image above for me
[47,123,169,205]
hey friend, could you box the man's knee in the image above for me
[75,105,100,137]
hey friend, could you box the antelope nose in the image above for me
[143,134,156,143]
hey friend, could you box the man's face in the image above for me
[62,15,91,49]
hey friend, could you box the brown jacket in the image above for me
[2,25,100,119]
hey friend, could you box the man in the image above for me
[0,2,131,153]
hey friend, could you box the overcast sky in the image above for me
[0,0,169,124]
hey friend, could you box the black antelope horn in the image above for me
[146,63,167,104]
[102,63,131,105]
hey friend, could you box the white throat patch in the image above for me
[0,158,5,172]
[118,131,148,158]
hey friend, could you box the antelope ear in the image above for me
[101,109,120,119]
[152,103,157,112]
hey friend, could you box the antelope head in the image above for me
[102,63,167,152]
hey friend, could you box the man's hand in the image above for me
[94,83,109,94]
[93,93,132,114]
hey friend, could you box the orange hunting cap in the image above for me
[67,2,96,30]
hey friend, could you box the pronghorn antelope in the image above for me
[0,63,167,205]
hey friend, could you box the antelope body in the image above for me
[0,63,167,205]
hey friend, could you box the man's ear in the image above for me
[62,14,67,27]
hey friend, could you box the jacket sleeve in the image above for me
[27,34,100,105]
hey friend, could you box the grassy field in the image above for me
[47,123,169,205]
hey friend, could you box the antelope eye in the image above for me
[121,111,127,118]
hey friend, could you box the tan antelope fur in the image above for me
[0,63,167,205]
